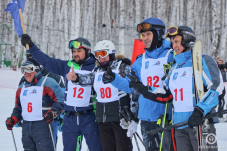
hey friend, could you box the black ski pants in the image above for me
[98,122,133,151]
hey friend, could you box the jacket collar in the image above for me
[174,50,192,65]
[144,39,171,59]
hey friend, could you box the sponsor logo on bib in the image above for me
[153,61,160,66]
[98,75,102,81]
[181,71,186,77]
[30,89,37,94]
[145,61,149,69]
[23,90,28,96]
[173,72,178,80]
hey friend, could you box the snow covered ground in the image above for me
[0,68,226,151]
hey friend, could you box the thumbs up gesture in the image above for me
[67,65,77,81]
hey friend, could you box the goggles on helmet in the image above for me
[137,23,165,33]
[68,40,91,50]
[21,64,39,74]
[95,50,109,59]
[165,26,179,37]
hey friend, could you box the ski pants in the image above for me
[98,122,133,151]
[62,111,103,151]
[22,120,54,151]
[141,121,160,151]
[175,127,198,151]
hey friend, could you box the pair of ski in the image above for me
[150,40,218,151]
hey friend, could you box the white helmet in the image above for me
[94,40,116,60]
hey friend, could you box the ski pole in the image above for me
[11,129,18,151]
[147,109,227,135]
[123,107,145,146]
[133,133,140,151]
[48,124,56,151]
[134,131,145,146]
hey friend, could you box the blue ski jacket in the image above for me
[28,44,96,112]
[142,50,224,128]
[110,39,173,122]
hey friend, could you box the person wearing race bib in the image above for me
[127,26,224,151]
[102,18,174,151]
[20,35,102,151]
[5,59,64,151]
[69,40,137,151]
[16,57,66,147]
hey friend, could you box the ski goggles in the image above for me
[21,64,39,74]
[137,23,165,32]
[165,26,179,37]
[68,40,91,50]
[95,50,109,59]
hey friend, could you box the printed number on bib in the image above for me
[100,87,111,99]
[174,88,183,101]
[147,76,159,87]
[73,87,84,99]
[27,102,32,112]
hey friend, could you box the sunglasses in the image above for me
[68,40,91,50]
[137,23,165,32]
[21,64,39,74]
[95,50,109,59]
[165,26,178,37]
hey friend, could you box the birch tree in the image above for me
[211,0,221,57]
[220,0,227,59]
[118,0,125,55]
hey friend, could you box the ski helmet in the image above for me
[165,26,196,49]
[94,40,116,61]
[137,17,166,51]
[137,18,165,39]
[68,37,91,59]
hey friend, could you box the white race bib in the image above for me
[141,57,167,88]
[20,86,43,121]
[66,69,92,107]
[169,67,194,112]
[94,70,119,103]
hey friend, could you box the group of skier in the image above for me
[5,17,225,151]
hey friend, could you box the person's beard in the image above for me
[73,56,86,65]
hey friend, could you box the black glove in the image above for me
[102,66,115,84]
[6,117,15,130]
[128,71,149,95]
[43,110,57,124]
[188,107,203,128]
[21,34,33,48]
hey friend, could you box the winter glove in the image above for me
[127,120,138,138]
[43,110,58,124]
[5,117,17,130]
[188,107,203,128]
[21,34,33,48]
[120,118,130,129]
[128,71,150,95]
[102,66,115,84]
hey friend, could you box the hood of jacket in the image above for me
[144,39,171,59]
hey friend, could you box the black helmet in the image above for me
[68,37,91,58]
[166,26,196,49]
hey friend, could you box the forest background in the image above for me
[0,0,226,68]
